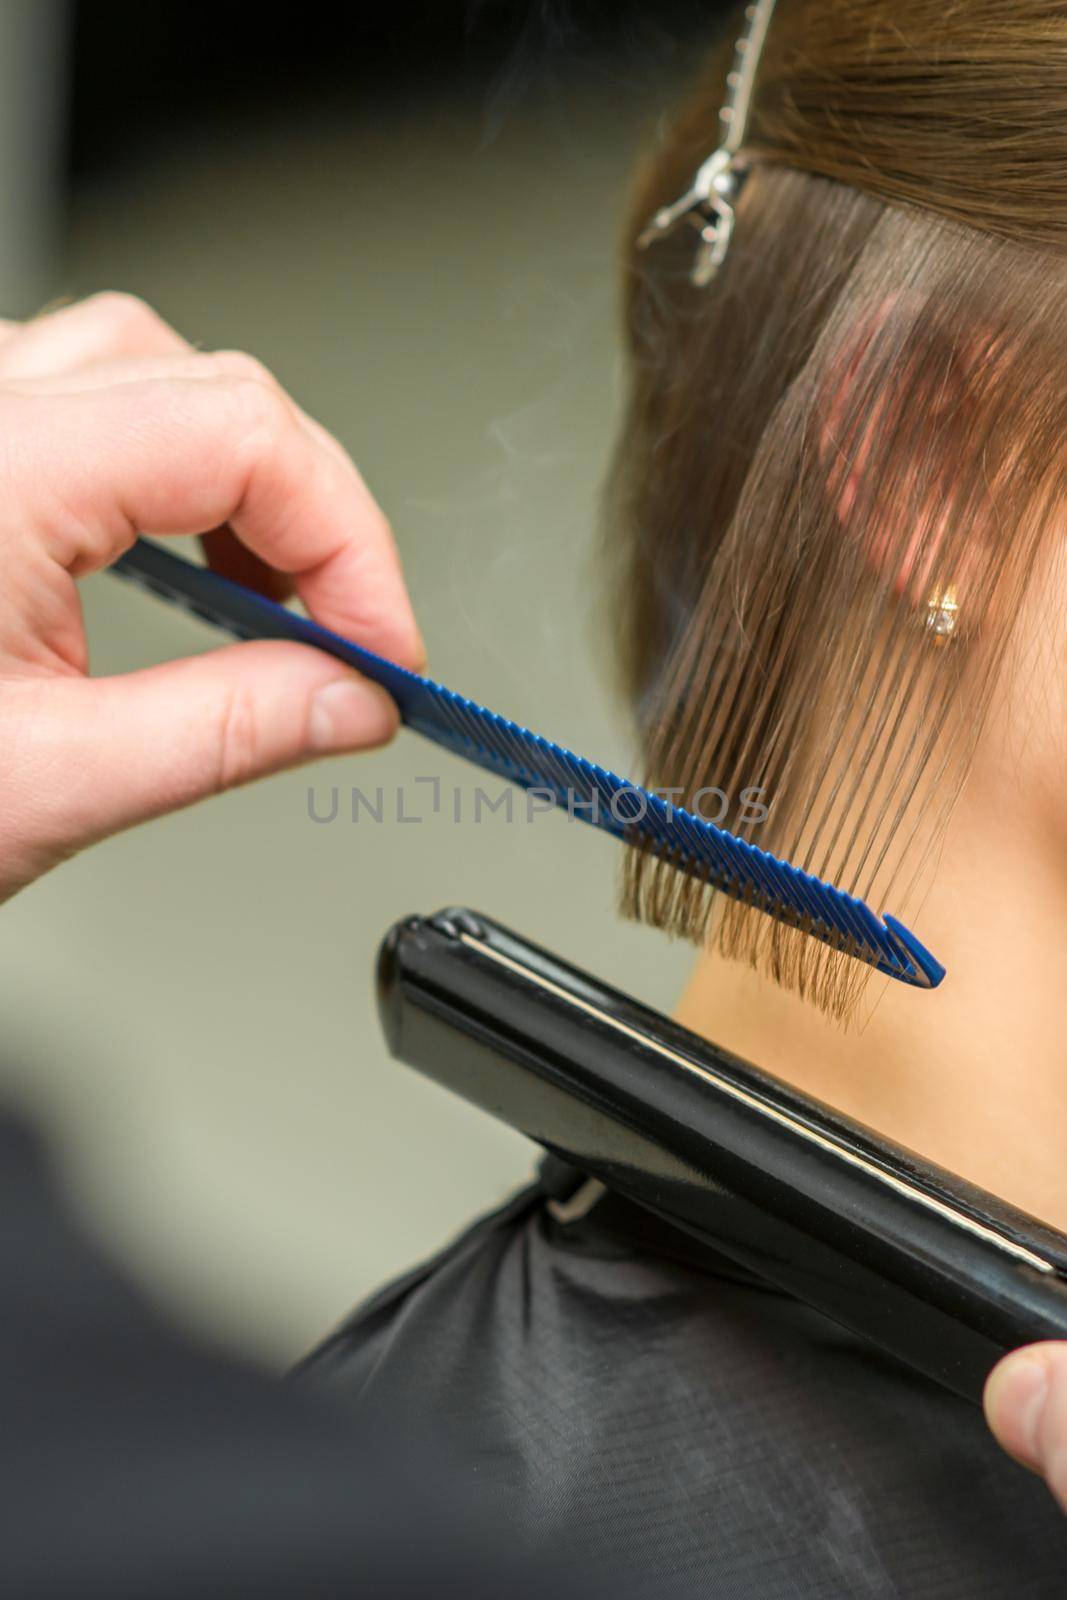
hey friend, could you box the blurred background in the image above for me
[0,0,730,1365]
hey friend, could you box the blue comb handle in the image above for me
[108,538,945,991]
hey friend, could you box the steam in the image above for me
[466,1,713,144]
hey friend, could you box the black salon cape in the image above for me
[300,1157,1067,1599]
[0,1111,589,1600]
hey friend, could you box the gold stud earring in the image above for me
[924,584,959,641]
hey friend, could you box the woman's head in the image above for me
[605,0,1067,1018]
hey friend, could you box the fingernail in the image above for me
[986,1352,1050,1470]
[309,676,397,752]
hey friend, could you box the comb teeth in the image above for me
[109,539,945,992]
[402,687,940,986]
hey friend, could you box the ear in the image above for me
[817,293,899,536]
[817,293,992,616]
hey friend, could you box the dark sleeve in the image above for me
[0,1109,578,1600]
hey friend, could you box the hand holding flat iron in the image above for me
[986,1347,1067,1511]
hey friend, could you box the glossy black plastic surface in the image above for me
[376,908,1067,1402]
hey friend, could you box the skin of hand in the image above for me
[985,1345,1067,1511]
[0,292,425,902]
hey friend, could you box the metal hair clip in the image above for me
[637,0,778,287]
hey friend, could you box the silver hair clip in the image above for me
[637,0,778,287]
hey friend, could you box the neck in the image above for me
[675,771,1067,1229]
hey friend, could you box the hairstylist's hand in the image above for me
[984,1345,1067,1510]
[0,292,423,902]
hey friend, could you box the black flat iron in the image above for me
[376,907,1067,1403]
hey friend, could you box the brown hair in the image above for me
[605,0,1067,1016]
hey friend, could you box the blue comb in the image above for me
[108,538,944,990]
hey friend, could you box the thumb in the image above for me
[984,1343,1067,1511]
[2,643,397,887]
